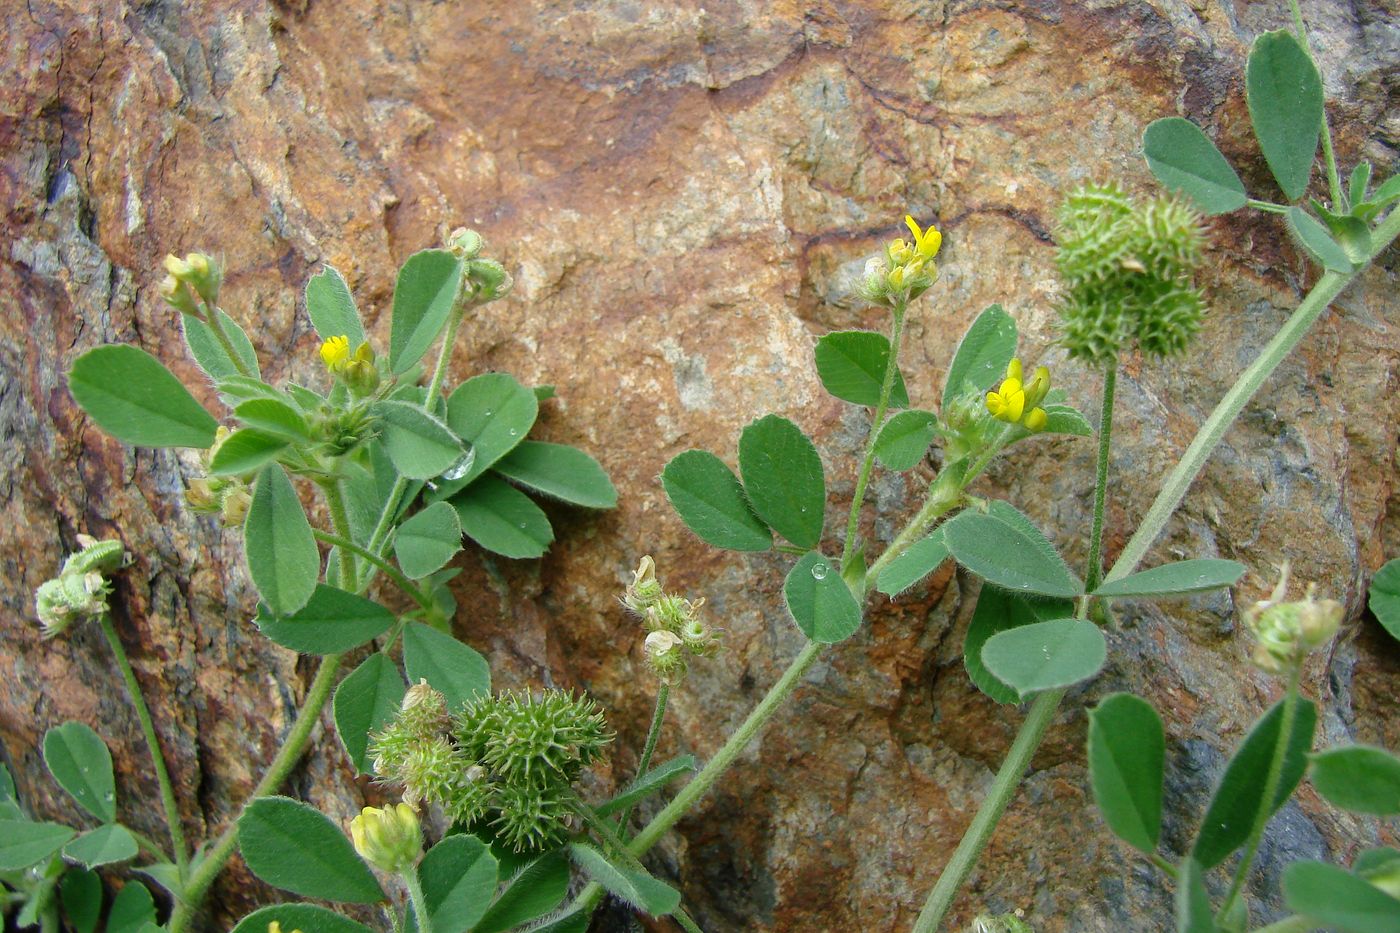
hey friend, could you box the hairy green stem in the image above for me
[911,687,1066,932]
[618,683,670,835]
[310,529,434,612]
[865,476,965,590]
[570,641,826,916]
[1247,199,1291,215]
[910,205,1400,932]
[842,301,907,571]
[404,866,431,933]
[1149,853,1180,881]
[202,304,256,381]
[1106,205,1400,584]
[127,827,174,865]
[1084,363,1118,595]
[169,654,341,930]
[675,910,707,933]
[361,303,469,582]
[322,481,359,591]
[1252,916,1314,933]
[1218,664,1303,922]
[98,614,187,876]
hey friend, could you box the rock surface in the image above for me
[2,0,1399,930]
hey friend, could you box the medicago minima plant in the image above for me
[6,228,621,931]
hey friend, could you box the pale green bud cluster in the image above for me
[34,535,126,638]
[349,802,422,873]
[185,427,253,526]
[621,556,720,684]
[1242,564,1342,674]
[371,681,612,852]
[1055,182,1207,364]
[445,228,513,303]
[159,252,222,314]
[968,912,1033,933]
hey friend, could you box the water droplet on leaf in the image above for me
[810,562,829,580]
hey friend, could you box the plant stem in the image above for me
[1149,853,1180,881]
[1105,203,1400,585]
[910,686,1066,933]
[98,614,188,877]
[1252,916,1314,933]
[1217,664,1303,923]
[201,305,257,381]
[404,866,431,933]
[127,827,174,864]
[574,801,708,933]
[169,653,342,931]
[569,641,826,916]
[1084,363,1118,595]
[360,303,469,583]
[908,205,1400,932]
[842,302,907,571]
[617,683,670,834]
[310,529,434,612]
[864,476,965,592]
[321,480,358,592]
[675,911,707,933]
[1247,199,1291,215]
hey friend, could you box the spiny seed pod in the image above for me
[1055,183,1207,365]
[399,735,472,808]
[490,782,574,853]
[442,767,493,827]
[398,680,452,739]
[479,691,613,787]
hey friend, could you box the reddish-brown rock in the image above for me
[3,1,1398,930]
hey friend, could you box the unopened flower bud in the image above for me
[163,254,192,278]
[622,556,664,613]
[446,227,485,259]
[679,617,720,658]
[341,343,380,397]
[185,478,220,513]
[350,803,422,873]
[220,486,251,527]
[859,257,892,305]
[1242,564,1342,673]
[467,259,513,301]
[160,274,200,316]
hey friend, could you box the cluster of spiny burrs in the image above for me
[370,680,612,852]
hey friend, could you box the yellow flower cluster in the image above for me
[861,215,943,307]
[319,335,380,395]
[985,358,1050,433]
[885,215,942,291]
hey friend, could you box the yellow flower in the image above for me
[986,378,1025,425]
[320,335,351,371]
[905,215,943,261]
[350,803,421,873]
[986,358,1050,432]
